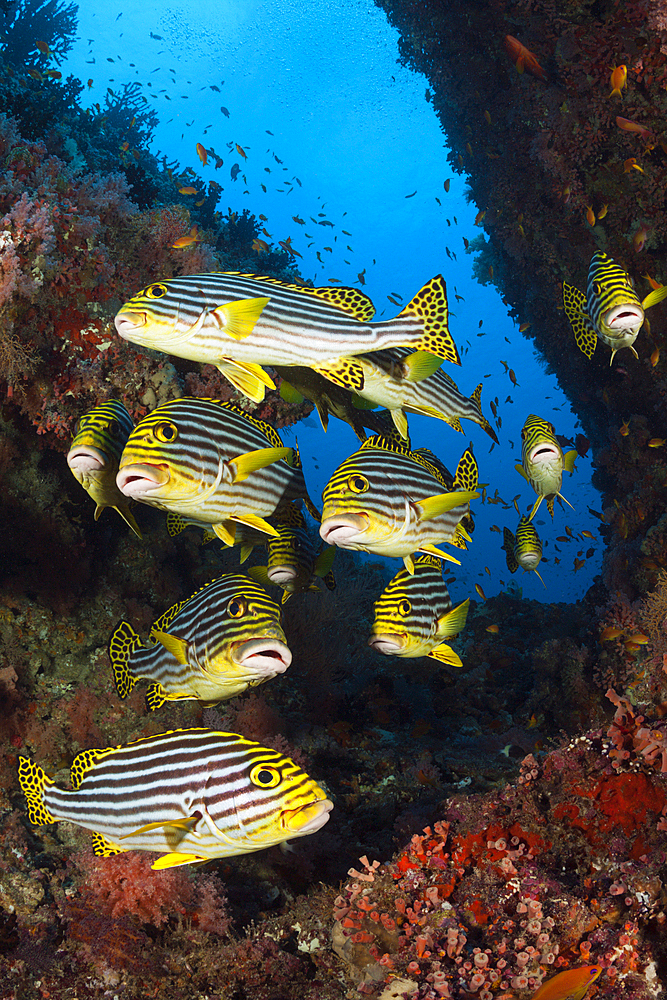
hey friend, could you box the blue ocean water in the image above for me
[62,0,603,603]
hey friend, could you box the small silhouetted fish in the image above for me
[221,106,230,117]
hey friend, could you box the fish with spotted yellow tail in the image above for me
[18,729,333,869]
[320,433,479,573]
[516,414,577,519]
[563,251,667,364]
[114,272,460,404]
[369,553,469,665]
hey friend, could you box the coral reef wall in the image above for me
[374,0,667,602]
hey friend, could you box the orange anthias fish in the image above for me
[609,64,627,98]
[35,39,51,56]
[171,226,201,249]
[528,965,602,1000]
[196,142,208,166]
[252,238,270,253]
[236,143,247,159]
[504,35,549,83]
[616,116,654,142]
[179,186,198,195]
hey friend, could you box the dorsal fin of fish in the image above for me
[563,282,597,359]
[17,757,57,825]
[91,831,124,856]
[413,552,444,571]
[453,447,479,492]
[146,682,169,711]
[152,630,189,664]
[223,273,376,321]
[70,746,116,790]
[416,543,461,566]
[230,513,280,538]
[313,358,366,392]
[108,620,143,699]
[437,598,470,639]
[229,446,293,483]
[216,360,275,402]
[393,274,461,364]
[401,351,444,382]
[152,851,209,870]
[413,447,452,486]
[428,643,463,667]
[362,431,413,456]
[221,401,285,449]
[502,527,519,573]
[417,490,478,522]
[642,284,667,310]
[210,296,270,341]
[151,595,187,634]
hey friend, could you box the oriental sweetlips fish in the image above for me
[114,272,460,404]
[246,504,336,602]
[320,434,479,573]
[529,965,602,1000]
[369,553,469,666]
[116,398,319,544]
[315,345,498,442]
[563,251,667,364]
[502,516,544,586]
[18,729,333,869]
[66,400,141,538]
[108,574,291,709]
[516,415,577,519]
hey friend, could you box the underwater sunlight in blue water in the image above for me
[63,0,603,602]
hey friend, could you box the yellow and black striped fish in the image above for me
[114,273,460,403]
[320,434,479,573]
[66,400,141,538]
[563,251,667,364]
[276,365,389,442]
[502,517,545,587]
[369,553,469,665]
[108,574,291,710]
[116,398,318,544]
[18,728,333,868]
[314,347,497,443]
[247,504,336,602]
[516,415,576,519]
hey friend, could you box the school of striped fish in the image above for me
[20,267,594,871]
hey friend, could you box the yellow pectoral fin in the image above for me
[401,350,444,382]
[515,463,528,480]
[230,446,293,483]
[314,545,336,578]
[121,816,199,840]
[246,565,272,587]
[403,553,415,575]
[417,490,479,521]
[642,285,667,310]
[152,630,189,664]
[428,644,463,667]
[562,449,577,474]
[279,380,305,403]
[213,521,237,545]
[437,598,470,638]
[418,543,461,566]
[211,296,270,340]
[231,514,280,538]
[390,407,410,440]
[152,852,208,870]
[217,361,275,403]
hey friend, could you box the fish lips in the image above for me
[116,463,170,499]
[114,309,147,339]
[527,443,560,466]
[282,797,334,834]
[67,445,108,474]
[603,303,644,332]
[368,632,407,655]
[319,513,368,547]
[268,565,298,585]
[233,637,292,675]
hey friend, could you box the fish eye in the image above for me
[153,421,178,443]
[227,597,247,618]
[398,599,412,616]
[594,282,602,295]
[250,763,281,787]
[144,282,168,299]
[348,474,369,494]
[105,419,119,436]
